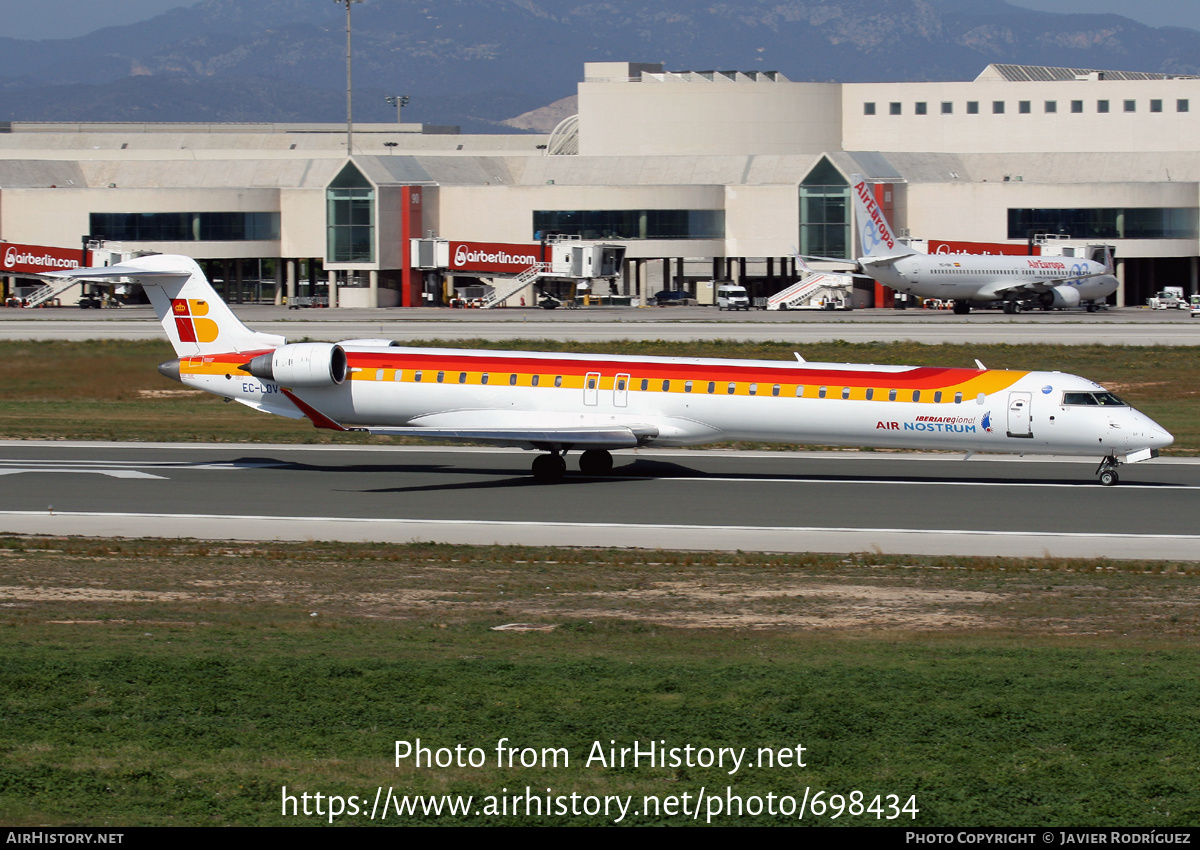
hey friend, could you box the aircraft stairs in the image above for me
[482,263,551,309]
[765,272,849,311]
[22,278,79,308]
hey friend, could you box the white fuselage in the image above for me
[864,253,1117,306]
[182,346,1171,462]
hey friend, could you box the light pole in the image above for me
[335,0,363,155]
[385,94,411,124]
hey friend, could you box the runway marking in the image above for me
[604,474,1200,490]
[0,459,284,478]
[0,469,166,479]
[2,510,1198,542]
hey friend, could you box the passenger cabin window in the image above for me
[934,391,943,403]
[889,389,897,401]
[912,390,921,402]
[749,383,758,395]
[727,383,736,395]
[954,392,963,404]
[482,374,489,384]
[662,380,670,392]
[394,370,403,382]
[509,374,517,385]
[796,386,805,398]
[772,384,781,397]
[458,372,466,383]
[866,388,874,400]
[437,371,445,383]
[841,387,850,399]
[818,386,827,398]
[531,375,539,387]
[415,371,423,382]
[640,379,649,391]
[557,376,565,388]
[707,381,716,394]
[685,380,693,393]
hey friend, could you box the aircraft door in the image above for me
[614,373,629,407]
[1007,392,1033,438]
[585,372,600,406]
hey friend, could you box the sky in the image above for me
[6,0,1200,41]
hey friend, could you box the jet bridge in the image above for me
[411,237,625,308]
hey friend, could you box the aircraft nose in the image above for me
[1133,411,1173,450]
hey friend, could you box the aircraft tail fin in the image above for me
[44,254,284,357]
[849,174,915,260]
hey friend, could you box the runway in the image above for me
[2,305,1198,345]
[1,442,1197,560]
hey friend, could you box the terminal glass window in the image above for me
[1124,100,1136,112]
[915,102,927,115]
[326,162,375,263]
[993,101,1005,114]
[1071,100,1084,113]
[1151,99,1163,112]
[1178,99,1190,112]
[1019,101,1031,114]
[967,101,979,114]
[533,210,723,240]
[1008,207,1198,240]
[863,102,876,115]
[941,102,953,114]
[889,102,901,115]
[799,157,850,260]
[1097,100,1110,113]
[89,212,279,242]
[1045,100,1057,113]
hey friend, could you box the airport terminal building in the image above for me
[2,61,1198,308]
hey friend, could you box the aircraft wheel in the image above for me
[532,453,566,483]
[1099,469,1119,487]
[578,449,614,476]
[1012,301,1022,314]
[952,302,970,315]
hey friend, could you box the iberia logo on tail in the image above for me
[172,299,219,343]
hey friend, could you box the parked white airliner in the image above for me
[851,174,1119,314]
[46,255,1169,484]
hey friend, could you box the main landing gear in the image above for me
[1096,454,1121,486]
[1002,300,1023,314]
[530,449,615,483]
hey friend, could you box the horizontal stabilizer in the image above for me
[41,263,192,280]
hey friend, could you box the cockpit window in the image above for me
[1063,391,1127,406]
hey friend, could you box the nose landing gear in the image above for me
[1096,454,1120,486]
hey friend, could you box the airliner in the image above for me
[46,255,1170,485]
[851,175,1119,314]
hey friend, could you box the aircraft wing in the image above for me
[977,270,1112,299]
[280,389,657,450]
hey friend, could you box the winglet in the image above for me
[280,389,348,432]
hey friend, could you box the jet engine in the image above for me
[1038,286,1082,309]
[241,343,348,387]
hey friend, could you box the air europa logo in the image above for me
[453,245,538,268]
[854,180,895,252]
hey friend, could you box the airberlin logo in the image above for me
[3,247,81,270]
[854,180,895,253]
[452,245,538,268]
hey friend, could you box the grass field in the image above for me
[0,339,1197,451]
[2,539,1199,826]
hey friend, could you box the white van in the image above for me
[717,284,751,311]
